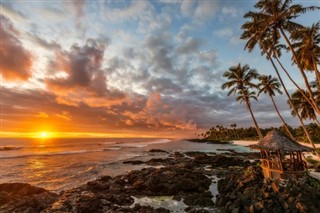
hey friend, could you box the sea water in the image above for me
[0,138,252,192]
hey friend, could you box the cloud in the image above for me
[35,112,49,118]
[175,37,203,55]
[101,1,148,22]
[70,0,86,18]
[0,87,127,133]
[69,0,86,27]
[56,111,72,121]
[146,78,182,95]
[46,38,126,107]
[230,36,244,45]
[28,33,61,50]
[123,92,197,130]
[144,33,174,74]
[0,15,33,81]
[221,6,238,17]
[0,3,27,24]
[181,0,219,21]
[215,27,233,38]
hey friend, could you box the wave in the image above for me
[102,147,122,151]
[0,146,23,151]
[0,148,121,159]
[115,139,171,148]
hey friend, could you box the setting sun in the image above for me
[40,132,48,138]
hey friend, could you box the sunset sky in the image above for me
[1,0,319,138]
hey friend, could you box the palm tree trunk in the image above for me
[266,52,319,156]
[275,56,320,115]
[280,28,320,114]
[269,95,295,140]
[245,99,263,139]
[313,59,320,85]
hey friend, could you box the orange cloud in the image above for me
[56,111,72,121]
[123,92,197,131]
[35,112,49,118]
[0,15,32,81]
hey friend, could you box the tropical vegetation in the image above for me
[199,123,320,144]
[219,0,320,155]
[221,64,263,139]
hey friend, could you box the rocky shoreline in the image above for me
[1,149,319,213]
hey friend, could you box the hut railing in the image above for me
[261,159,282,170]
[261,159,307,172]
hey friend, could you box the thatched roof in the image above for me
[250,130,314,152]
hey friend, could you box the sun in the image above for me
[40,132,48,138]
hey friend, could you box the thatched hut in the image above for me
[250,130,314,179]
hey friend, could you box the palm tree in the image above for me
[243,0,320,114]
[222,64,263,139]
[241,12,318,153]
[289,90,320,126]
[291,22,320,84]
[257,75,295,139]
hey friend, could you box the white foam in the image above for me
[116,139,172,148]
[103,147,122,151]
[131,196,187,212]
[0,149,104,159]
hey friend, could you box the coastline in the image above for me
[1,141,320,213]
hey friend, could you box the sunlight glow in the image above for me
[40,132,48,138]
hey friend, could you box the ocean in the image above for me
[0,138,251,193]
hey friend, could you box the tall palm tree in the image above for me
[291,22,320,84]
[243,0,320,114]
[257,75,295,139]
[222,64,263,139]
[289,90,320,126]
[241,14,318,153]
[241,14,319,114]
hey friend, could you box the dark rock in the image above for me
[125,167,211,196]
[216,166,320,213]
[0,183,58,213]
[185,207,213,213]
[148,149,169,154]
[183,192,214,207]
[123,160,145,165]
[185,151,216,157]
[187,139,232,144]
[146,158,177,166]
[132,204,170,213]
[168,152,185,158]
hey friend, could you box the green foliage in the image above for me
[307,176,320,188]
[200,123,320,143]
[306,156,319,165]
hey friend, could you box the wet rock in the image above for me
[168,151,185,158]
[216,166,320,213]
[123,160,145,165]
[125,167,211,196]
[193,154,252,168]
[148,149,169,154]
[0,151,265,212]
[185,207,213,213]
[183,192,214,207]
[0,183,58,213]
[187,139,231,144]
[132,204,170,213]
[184,151,216,158]
[146,158,177,166]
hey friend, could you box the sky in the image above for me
[0,0,319,138]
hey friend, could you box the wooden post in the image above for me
[277,150,283,171]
